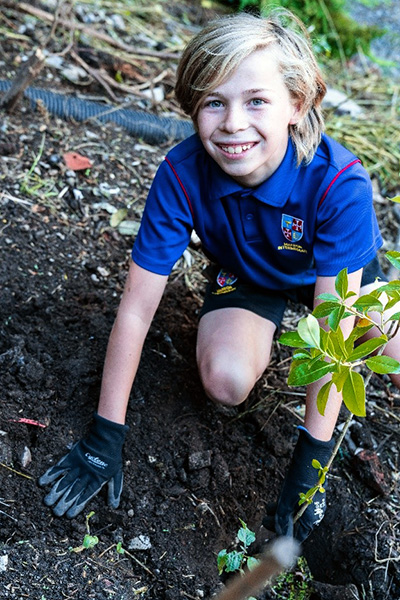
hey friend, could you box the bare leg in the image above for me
[359,281,400,389]
[196,307,276,406]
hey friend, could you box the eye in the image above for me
[249,98,266,106]
[204,99,223,108]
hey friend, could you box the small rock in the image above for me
[323,87,363,117]
[48,154,61,165]
[0,431,12,465]
[188,450,212,471]
[128,535,152,551]
[0,555,8,572]
[72,189,84,202]
[20,446,32,468]
[351,449,391,495]
[142,86,165,103]
[44,54,64,69]
[312,581,360,600]
[61,65,92,86]
[99,182,121,197]
[97,266,110,278]
[110,14,126,31]
[212,454,230,483]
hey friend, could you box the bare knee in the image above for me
[198,356,260,406]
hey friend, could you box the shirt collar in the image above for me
[208,138,301,206]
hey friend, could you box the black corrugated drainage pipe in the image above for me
[0,80,195,144]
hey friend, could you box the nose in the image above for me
[220,104,248,133]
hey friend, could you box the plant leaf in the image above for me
[278,331,312,348]
[317,293,340,302]
[293,351,312,360]
[313,301,343,319]
[329,326,347,359]
[385,297,400,311]
[346,337,387,362]
[298,314,321,348]
[109,208,128,228]
[373,281,400,295]
[342,370,366,417]
[246,556,261,571]
[387,311,400,322]
[217,549,228,575]
[345,322,374,352]
[288,359,335,386]
[352,294,384,314]
[316,380,333,415]
[332,365,351,392]
[335,268,348,299]
[225,551,244,573]
[365,355,400,374]
[237,524,256,547]
[386,251,400,271]
[327,305,345,332]
[82,534,98,549]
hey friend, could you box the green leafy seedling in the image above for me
[116,541,125,555]
[69,511,99,553]
[217,520,260,600]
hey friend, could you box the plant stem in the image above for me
[293,354,377,524]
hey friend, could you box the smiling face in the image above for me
[197,47,302,187]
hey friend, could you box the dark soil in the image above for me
[1,2,400,600]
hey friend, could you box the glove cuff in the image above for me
[83,412,129,455]
[297,425,333,447]
[295,427,334,466]
[93,412,129,437]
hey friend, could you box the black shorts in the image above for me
[199,256,387,329]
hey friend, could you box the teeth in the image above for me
[221,144,252,154]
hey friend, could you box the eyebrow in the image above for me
[207,88,272,97]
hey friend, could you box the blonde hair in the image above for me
[175,10,326,165]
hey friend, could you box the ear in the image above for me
[289,101,303,125]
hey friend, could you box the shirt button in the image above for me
[245,213,254,221]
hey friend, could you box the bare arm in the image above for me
[304,268,363,440]
[97,260,168,424]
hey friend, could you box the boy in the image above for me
[39,10,398,541]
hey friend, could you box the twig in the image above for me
[0,191,34,205]
[0,463,33,479]
[0,508,17,522]
[98,543,155,577]
[1,1,180,60]
[69,49,119,102]
[374,521,400,565]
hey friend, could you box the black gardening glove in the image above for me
[264,427,334,542]
[39,412,129,518]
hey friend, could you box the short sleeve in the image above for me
[313,162,382,276]
[131,159,194,275]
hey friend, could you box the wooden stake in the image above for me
[0,47,45,111]
[214,537,300,600]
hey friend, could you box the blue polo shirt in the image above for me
[131,133,382,290]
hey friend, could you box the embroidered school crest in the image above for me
[217,269,237,288]
[281,214,304,242]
